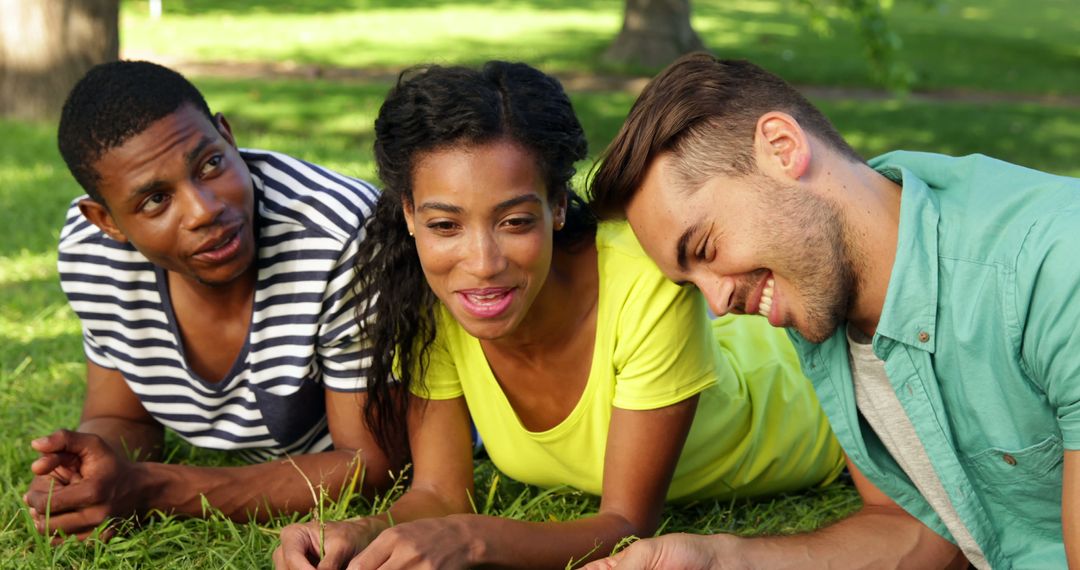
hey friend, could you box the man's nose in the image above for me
[179,183,225,230]
[701,276,737,316]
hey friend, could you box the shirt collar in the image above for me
[868,154,940,353]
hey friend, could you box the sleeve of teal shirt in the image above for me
[1016,201,1080,449]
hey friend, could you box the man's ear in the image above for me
[78,198,128,243]
[402,197,416,236]
[754,112,811,180]
[215,112,238,148]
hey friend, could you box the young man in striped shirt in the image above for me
[22,61,394,540]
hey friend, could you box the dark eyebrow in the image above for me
[676,224,698,272]
[128,180,170,203]
[417,201,463,214]
[417,194,542,215]
[127,135,218,203]
[184,135,216,166]
[494,194,542,213]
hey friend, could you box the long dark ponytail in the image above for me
[354,61,595,462]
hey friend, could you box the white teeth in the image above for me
[467,292,503,305]
[758,277,775,318]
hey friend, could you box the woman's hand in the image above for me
[273,517,386,570]
[345,514,481,570]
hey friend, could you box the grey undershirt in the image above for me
[847,326,988,569]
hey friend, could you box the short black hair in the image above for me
[57,60,213,204]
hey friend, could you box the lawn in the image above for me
[1,0,1078,567]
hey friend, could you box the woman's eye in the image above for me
[504,217,535,229]
[141,193,169,213]
[427,221,458,232]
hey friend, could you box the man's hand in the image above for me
[273,518,387,570]
[583,533,726,570]
[23,429,144,540]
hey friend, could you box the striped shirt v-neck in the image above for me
[58,149,379,463]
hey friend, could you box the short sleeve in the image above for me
[82,328,117,369]
[1018,202,1080,448]
[317,235,368,392]
[408,305,465,401]
[611,266,718,410]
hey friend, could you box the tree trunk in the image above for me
[0,0,119,121]
[603,0,706,69]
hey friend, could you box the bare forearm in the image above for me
[133,449,369,522]
[78,417,164,461]
[456,512,639,569]
[721,506,964,569]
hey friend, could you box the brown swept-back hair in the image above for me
[588,53,862,219]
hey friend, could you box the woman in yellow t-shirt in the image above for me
[274,62,843,570]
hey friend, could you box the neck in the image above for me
[168,262,258,315]
[836,162,902,337]
[486,242,597,357]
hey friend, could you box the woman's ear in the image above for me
[553,193,568,230]
[402,197,416,237]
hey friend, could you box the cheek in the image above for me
[413,238,457,282]
[505,232,550,272]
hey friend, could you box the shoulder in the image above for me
[58,197,151,283]
[241,149,381,242]
[596,221,687,304]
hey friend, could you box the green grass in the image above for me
[120,0,1080,94]
[2,0,1079,566]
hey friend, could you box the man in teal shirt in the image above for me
[586,53,1079,569]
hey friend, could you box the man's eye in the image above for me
[200,155,223,176]
[141,193,169,213]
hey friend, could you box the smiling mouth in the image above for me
[457,287,515,319]
[758,276,775,318]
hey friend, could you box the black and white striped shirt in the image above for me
[58,149,379,463]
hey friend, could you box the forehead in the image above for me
[625,154,699,271]
[93,105,220,200]
[411,141,546,206]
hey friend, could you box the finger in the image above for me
[30,452,81,478]
[345,534,391,570]
[278,526,320,570]
[35,507,108,537]
[32,430,107,459]
[581,559,618,570]
[606,543,652,570]
[319,535,364,570]
[25,480,102,515]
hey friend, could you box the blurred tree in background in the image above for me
[604,0,933,90]
[0,0,119,120]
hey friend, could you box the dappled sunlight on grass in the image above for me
[0,251,56,287]
[121,0,1079,93]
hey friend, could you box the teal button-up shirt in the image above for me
[788,151,1080,569]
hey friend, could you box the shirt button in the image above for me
[918,331,930,343]
[1002,454,1017,466]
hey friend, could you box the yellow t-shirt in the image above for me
[414,222,844,502]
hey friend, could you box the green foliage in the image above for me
[791,0,918,90]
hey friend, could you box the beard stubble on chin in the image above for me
[758,180,859,344]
